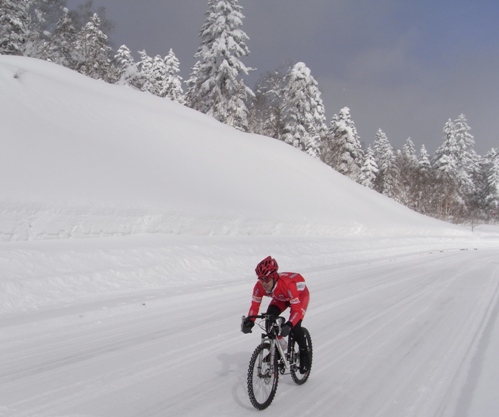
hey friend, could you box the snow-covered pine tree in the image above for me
[432,119,463,219]
[433,119,459,173]
[114,44,138,86]
[164,49,184,103]
[373,129,399,199]
[453,114,479,205]
[248,67,288,138]
[185,60,200,98]
[483,148,499,222]
[137,49,154,93]
[396,137,419,208]
[73,13,112,80]
[470,149,497,222]
[0,0,32,55]
[47,7,78,68]
[186,0,253,131]
[358,146,378,188]
[419,144,432,172]
[322,107,363,180]
[151,54,168,97]
[321,113,339,163]
[280,62,327,158]
[22,0,70,59]
[413,144,435,215]
[402,137,417,163]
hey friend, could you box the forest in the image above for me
[2,0,498,225]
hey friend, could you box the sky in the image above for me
[2,55,499,416]
[64,0,499,155]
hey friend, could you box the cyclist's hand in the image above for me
[241,318,255,334]
[280,322,292,337]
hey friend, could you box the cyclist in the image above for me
[241,256,311,373]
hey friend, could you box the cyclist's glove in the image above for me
[241,318,255,334]
[280,322,292,337]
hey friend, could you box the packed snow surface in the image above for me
[1,56,499,417]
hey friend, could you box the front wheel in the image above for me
[290,327,313,385]
[247,343,279,410]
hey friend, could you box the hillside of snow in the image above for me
[0,55,467,241]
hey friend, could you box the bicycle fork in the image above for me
[261,336,293,374]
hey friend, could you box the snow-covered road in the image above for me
[2,245,499,417]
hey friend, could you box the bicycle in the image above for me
[242,314,313,410]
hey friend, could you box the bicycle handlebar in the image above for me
[242,314,286,335]
[244,314,285,323]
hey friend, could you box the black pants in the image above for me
[266,304,307,350]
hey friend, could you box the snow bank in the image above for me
[0,55,467,241]
[1,233,494,316]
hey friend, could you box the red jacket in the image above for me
[248,272,310,327]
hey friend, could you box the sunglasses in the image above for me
[258,276,273,283]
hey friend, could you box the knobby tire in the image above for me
[290,327,313,385]
[247,343,279,410]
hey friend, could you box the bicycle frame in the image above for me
[244,314,296,374]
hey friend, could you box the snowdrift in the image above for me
[0,55,465,241]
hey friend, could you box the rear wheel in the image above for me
[247,343,279,410]
[290,327,313,385]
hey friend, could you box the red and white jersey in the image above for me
[247,272,310,327]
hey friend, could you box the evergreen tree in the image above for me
[114,44,138,86]
[432,119,463,219]
[414,145,435,215]
[358,146,378,189]
[430,115,480,221]
[48,7,78,68]
[185,60,200,98]
[164,49,184,103]
[0,0,32,55]
[23,0,69,59]
[402,137,417,162]
[151,54,168,97]
[397,137,419,208]
[482,149,499,222]
[280,62,327,158]
[322,107,363,180]
[186,0,253,130]
[73,13,112,80]
[373,129,399,199]
[137,49,154,92]
[418,145,432,172]
[454,113,479,212]
[455,114,478,173]
[433,120,459,174]
[248,66,288,138]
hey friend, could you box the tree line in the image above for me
[2,0,498,225]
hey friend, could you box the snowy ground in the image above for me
[2,236,499,417]
[2,56,499,416]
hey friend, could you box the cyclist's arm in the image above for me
[247,282,264,320]
[287,281,304,327]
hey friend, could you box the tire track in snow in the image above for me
[0,283,249,417]
[298,250,499,417]
[2,249,499,417]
